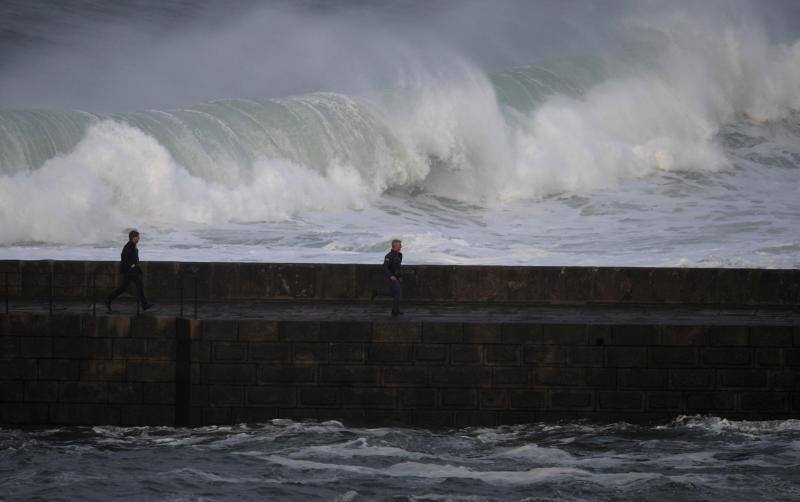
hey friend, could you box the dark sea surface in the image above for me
[2,416,799,501]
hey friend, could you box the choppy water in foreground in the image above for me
[2,416,799,501]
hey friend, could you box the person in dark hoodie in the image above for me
[105,230,154,312]
[371,239,403,316]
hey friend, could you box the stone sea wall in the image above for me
[1,260,799,305]
[2,313,798,427]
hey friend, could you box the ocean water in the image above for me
[2,417,800,501]
[0,1,799,267]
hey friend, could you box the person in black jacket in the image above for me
[371,239,403,316]
[105,230,153,312]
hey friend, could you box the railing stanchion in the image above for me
[92,275,97,316]
[4,272,9,315]
[179,277,184,318]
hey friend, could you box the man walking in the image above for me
[371,239,403,316]
[105,230,154,312]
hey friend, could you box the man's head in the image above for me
[128,230,140,244]
[391,239,402,251]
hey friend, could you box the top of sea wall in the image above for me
[0,260,798,306]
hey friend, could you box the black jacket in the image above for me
[383,250,402,279]
[119,241,141,275]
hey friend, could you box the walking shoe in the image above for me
[370,289,378,302]
[142,303,155,311]
[104,299,113,312]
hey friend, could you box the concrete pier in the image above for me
[0,260,798,427]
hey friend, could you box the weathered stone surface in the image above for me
[330,343,364,363]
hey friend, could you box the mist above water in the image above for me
[0,1,798,267]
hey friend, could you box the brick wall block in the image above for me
[550,390,593,410]
[431,367,491,386]
[649,347,698,367]
[542,325,587,345]
[463,324,501,343]
[209,385,244,406]
[293,343,328,363]
[120,405,174,426]
[618,369,668,388]
[319,366,378,384]
[570,346,604,367]
[647,392,683,411]
[524,346,569,365]
[201,364,255,384]
[213,342,247,361]
[341,387,396,408]
[51,404,120,425]
[128,361,176,383]
[719,370,769,388]
[238,320,279,342]
[750,327,793,347]
[451,344,481,364]
[247,386,295,406]
[708,326,749,346]
[300,388,338,406]
[108,382,143,403]
[509,390,546,410]
[740,392,787,411]
[598,391,643,411]
[59,382,108,403]
[486,345,520,364]
[259,366,316,384]
[480,389,508,409]
[606,347,646,367]
[421,323,460,343]
[80,360,127,381]
[612,325,660,346]
[0,360,38,379]
[661,326,708,346]
[703,348,752,367]
[670,369,715,389]
[585,368,616,387]
[331,343,364,362]
[494,367,530,386]
[756,349,782,367]
[383,366,428,386]
[368,344,412,363]
[24,381,58,402]
[399,388,436,408]
[140,382,174,404]
[250,343,291,362]
[374,322,421,343]
[501,324,542,344]
[38,359,80,380]
[441,389,477,408]
[53,338,112,359]
[414,344,447,362]
[20,337,52,358]
[537,368,584,386]
[686,392,736,411]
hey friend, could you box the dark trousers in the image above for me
[375,280,401,312]
[107,273,148,306]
